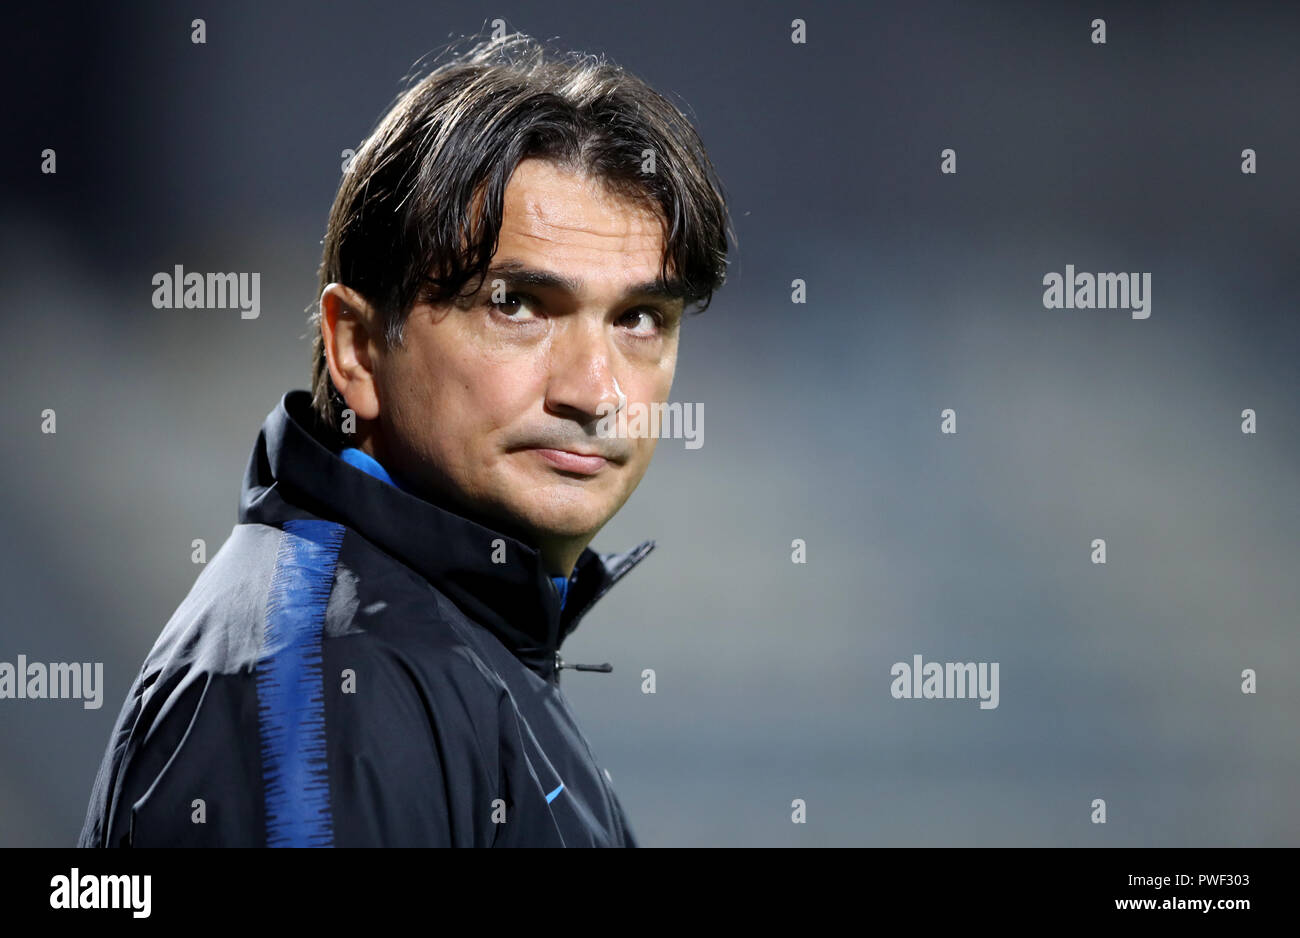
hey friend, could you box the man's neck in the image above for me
[537,541,586,580]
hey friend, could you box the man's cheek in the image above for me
[621,444,656,492]
[466,378,527,423]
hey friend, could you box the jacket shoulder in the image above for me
[79,522,282,846]
[80,520,509,847]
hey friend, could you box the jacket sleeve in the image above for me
[78,663,263,847]
[79,636,504,847]
[80,663,287,847]
[610,786,640,848]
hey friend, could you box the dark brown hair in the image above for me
[309,31,733,436]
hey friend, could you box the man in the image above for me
[78,33,731,847]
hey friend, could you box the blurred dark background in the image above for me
[2,0,1297,846]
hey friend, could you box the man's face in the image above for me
[373,158,683,562]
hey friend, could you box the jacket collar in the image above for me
[238,390,655,676]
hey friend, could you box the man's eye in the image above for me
[492,293,540,321]
[620,308,663,336]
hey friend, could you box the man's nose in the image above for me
[544,319,622,424]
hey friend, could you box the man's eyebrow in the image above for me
[481,260,690,303]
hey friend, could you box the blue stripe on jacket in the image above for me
[255,518,345,847]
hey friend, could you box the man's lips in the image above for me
[526,447,610,475]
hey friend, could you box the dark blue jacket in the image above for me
[78,390,652,847]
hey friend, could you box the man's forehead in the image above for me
[501,162,663,247]
[490,160,676,294]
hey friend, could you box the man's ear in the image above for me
[320,283,383,421]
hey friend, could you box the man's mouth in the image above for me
[527,447,610,475]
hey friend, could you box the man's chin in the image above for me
[510,505,608,543]
[460,486,611,544]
